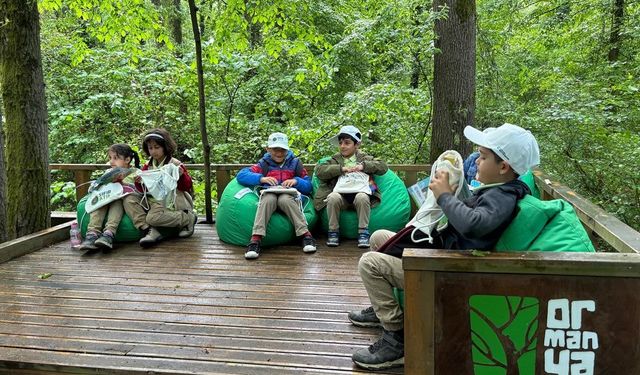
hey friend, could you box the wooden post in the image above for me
[74,170,91,202]
[216,168,230,200]
[404,269,435,375]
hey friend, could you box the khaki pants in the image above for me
[123,191,193,230]
[358,251,405,331]
[252,193,308,237]
[326,192,371,231]
[370,229,396,251]
[87,200,124,235]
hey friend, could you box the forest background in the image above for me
[2,0,640,234]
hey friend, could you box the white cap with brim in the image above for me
[266,132,289,150]
[463,123,540,175]
[329,125,362,146]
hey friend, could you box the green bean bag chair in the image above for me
[312,164,411,239]
[76,195,141,242]
[216,178,318,247]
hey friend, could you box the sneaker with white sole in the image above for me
[139,227,163,248]
[348,306,382,328]
[352,329,404,370]
[95,231,114,250]
[302,236,317,253]
[79,231,99,251]
[245,241,261,259]
[178,212,197,238]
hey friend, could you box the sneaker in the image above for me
[79,231,99,251]
[302,236,317,253]
[139,227,163,248]
[178,212,198,238]
[348,306,382,328]
[245,241,261,259]
[95,231,114,250]
[358,230,370,248]
[352,329,404,370]
[326,231,340,247]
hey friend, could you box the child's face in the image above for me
[475,146,508,184]
[338,137,358,158]
[146,140,166,163]
[108,151,131,168]
[267,147,287,163]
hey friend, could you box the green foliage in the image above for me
[37,0,640,232]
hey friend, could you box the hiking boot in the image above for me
[348,306,382,328]
[326,231,340,247]
[245,241,261,259]
[95,231,114,250]
[302,236,317,253]
[178,212,197,238]
[79,231,99,251]
[352,329,404,370]
[139,227,163,248]
[358,230,370,248]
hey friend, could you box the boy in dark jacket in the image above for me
[348,123,540,371]
[314,126,388,248]
[237,132,316,259]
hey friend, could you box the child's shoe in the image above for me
[326,231,340,247]
[139,227,163,248]
[245,241,261,259]
[358,230,370,248]
[302,235,317,253]
[178,211,198,238]
[79,231,99,251]
[95,230,115,250]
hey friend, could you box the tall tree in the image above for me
[0,0,50,238]
[430,0,475,162]
[0,95,7,243]
[608,0,624,62]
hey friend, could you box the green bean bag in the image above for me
[216,178,318,247]
[76,195,141,242]
[312,165,411,239]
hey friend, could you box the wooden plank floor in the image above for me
[0,224,403,374]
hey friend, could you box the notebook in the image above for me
[259,186,300,195]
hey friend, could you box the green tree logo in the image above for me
[469,295,540,375]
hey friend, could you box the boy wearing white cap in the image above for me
[314,125,388,248]
[348,123,539,371]
[236,132,317,259]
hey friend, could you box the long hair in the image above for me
[109,143,140,168]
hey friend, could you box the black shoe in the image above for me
[95,232,114,250]
[348,306,382,328]
[245,241,261,259]
[352,329,404,370]
[302,236,317,253]
[79,232,99,251]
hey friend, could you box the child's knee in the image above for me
[326,192,342,205]
[354,192,370,204]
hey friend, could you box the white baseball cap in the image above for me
[329,125,362,146]
[463,123,540,175]
[266,132,289,150]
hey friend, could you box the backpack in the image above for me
[495,195,595,252]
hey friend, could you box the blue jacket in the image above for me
[237,151,312,195]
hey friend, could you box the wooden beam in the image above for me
[0,222,72,264]
[404,269,435,375]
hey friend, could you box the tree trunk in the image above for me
[0,97,7,243]
[171,0,184,47]
[608,0,624,62]
[430,0,476,162]
[0,0,50,239]
[188,0,213,223]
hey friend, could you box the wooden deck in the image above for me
[0,224,402,374]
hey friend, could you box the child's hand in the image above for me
[281,179,298,187]
[429,170,457,199]
[260,176,278,186]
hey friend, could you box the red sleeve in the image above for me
[134,163,150,192]
[177,164,193,192]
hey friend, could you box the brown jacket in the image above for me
[313,151,388,210]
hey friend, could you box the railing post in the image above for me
[74,170,91,202]
[216,168,230,200]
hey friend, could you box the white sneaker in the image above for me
[139,227,163,247]
[179,212,198,238]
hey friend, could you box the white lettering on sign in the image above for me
[544,299,598,374]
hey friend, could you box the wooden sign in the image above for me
[402,250,640,375]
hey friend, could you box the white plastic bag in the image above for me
[407,150,470,243]
[333,171,372,194]
[138,163,180,208]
